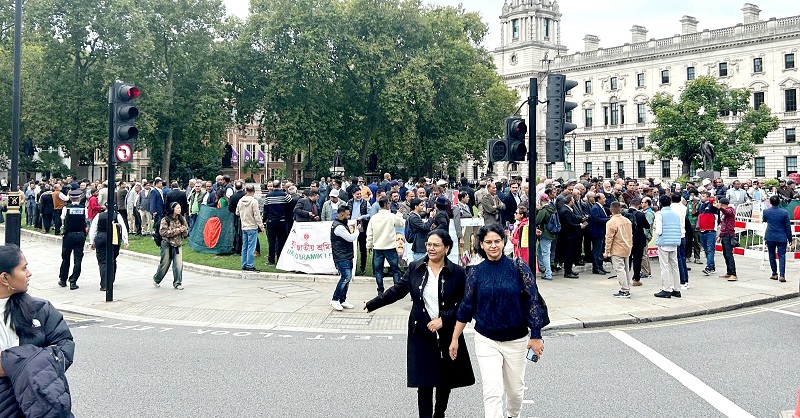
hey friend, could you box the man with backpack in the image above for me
[535,193,558,280]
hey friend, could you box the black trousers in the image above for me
[233,215,243,255]
[42,213,53,233]
[95,233,120,289]
[582,229,593,262]
[133,209,142,234]
[631,241,644,281]
[266,220,287,263]
[59,232,85,283]
[561,238,576,274]
[417,387,451,418]
[592,237,605,271]
[118,209,129,233]
[357,228,368,271]
[54,215,62,235]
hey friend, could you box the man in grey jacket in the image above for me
[236,185,265,272]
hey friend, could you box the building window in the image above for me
[753,58,763,73]
[719,62,728,77]
[620,104,625,124]
[543,18,550,38]
[546,163,553,178]
[584,139,592,152]
[637,73,645,87]
[687,67,695,81]
[512,19,520,40]
[603,106,609,126]
[604,161,612,178]
[610,77,618,91]
[296,152,303,163]
[584,162,592,176]
[585,80,592,94]
[637,160,646,178]
[610,103,619,125]
[787,128,797,143]
[616,137,623,150]
[754,157,765,177]
[661,160,671,178]
[566,110,573,124]
[728,167,737,177]
[787,89,798,112]
[584,108,593,127]
[661,70,670,84]
[617,161,625,177]
[637,103,646,123]
[604,138,611,151]
[637,136,645,149]
[786,53,796,70]
[753,92,765,110]
[787,156,797,174]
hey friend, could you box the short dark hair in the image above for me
[222,175,231,183]
[378,196,389,208]
[458,191,468,200]
[427,229,454,255]
[671,193,681,203]
[770,194,781,206]
[171,181,180,189]
[337,205,351,214]
[245,184,255,193]
[516,206,528,218]
[475,224,506,259]
[659,194,672,208]
[410,198,423,209]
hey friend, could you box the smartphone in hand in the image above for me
[526,348,539,363]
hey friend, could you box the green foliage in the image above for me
[648,76,779,177]
[36,150,71,178]
[764,178,779,188]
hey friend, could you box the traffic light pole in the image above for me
[5,0,23,247]
[105,85,116,302]
[528,78,538,269]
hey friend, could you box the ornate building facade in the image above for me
[472,0,800,182]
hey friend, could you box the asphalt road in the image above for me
[64,299,800,418]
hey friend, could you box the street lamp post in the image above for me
[572,132,577,176]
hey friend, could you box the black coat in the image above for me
[165,189,189,217]
[632,210,650,247]
[0,297,75,418]
[366,258,475,389]
[558,205,583,240]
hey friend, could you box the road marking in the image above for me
[764,308,800,318]
[610,330,756,418]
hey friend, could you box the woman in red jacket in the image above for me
[510,206,530,265]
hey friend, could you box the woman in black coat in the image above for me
[366,229,474,418]
[0,244,76,418]
[430,196,450,233]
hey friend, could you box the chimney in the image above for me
[742,3,761,24]
[680,15,698,35]
[583,35,600,52]
[631,25,648,43]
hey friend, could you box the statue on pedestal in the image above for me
[700,139,715,170]
[222,143,233,168]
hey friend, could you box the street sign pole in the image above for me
[106,85,116,302]
[5,0,23,247]
[528,77,538,268]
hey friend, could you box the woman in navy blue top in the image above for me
[448,224,545,418]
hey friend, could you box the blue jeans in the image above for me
[241,229,258,268]
[537,237,553,279]
[591,237,605,271]
[767,241,787,277]
[700,231,716,270]
[373,248,401,293]
[332,259,353,302]
[188,213,198,233]
[678,238,688,284]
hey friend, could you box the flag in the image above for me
[257,149,265,166]
[244,148,252,162]
[231,149,239,165]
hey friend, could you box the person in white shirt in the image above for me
[367,196,405,295]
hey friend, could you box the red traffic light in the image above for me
[115,84,140,102]
[509,120,527,139]
[127,86,140,99]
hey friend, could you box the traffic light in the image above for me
[545,73,578,163]
[110,81,140,163]
[506,116,527,162]
[487,138,507,163]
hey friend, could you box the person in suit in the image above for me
[630,199,651,286]
[165,182,189,218]
[408,198,430,261]
[480,183,505,227]
[762,194,792,282]
[589,193,610,274]
[149,178,166,230]
[38,186,55,233]
[558,195,585,278]
[572,185,589,266]
[501,182,522,227]
[293,189,321,222]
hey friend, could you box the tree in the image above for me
[648,76,779,177]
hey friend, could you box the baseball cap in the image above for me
[329,189,340,197]
[436,179,447,186]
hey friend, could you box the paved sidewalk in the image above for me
[5,227,798,332]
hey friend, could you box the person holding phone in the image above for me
[365,229,474,418]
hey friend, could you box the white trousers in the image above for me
[474,332,528,418]
[611,255,633,292]
[658,247,680,291]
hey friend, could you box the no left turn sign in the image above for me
[115,143,133,163]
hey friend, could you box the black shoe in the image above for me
[58,280,67,288]
[592,270,606,275]
[100,287,106,291]
[612,290,631,298]
[686,267,692,271]
[671,290,682,298]
[600,269,610,274]
[552,266,563,272]
[654,290,672,298]
[245,266,260,272]
[69,283,79,290]
[564,272,579,279]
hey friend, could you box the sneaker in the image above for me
[69,283,79,290]
[640,274,650,279]
[671,290,682,298]
[654,290,672,298]
[100,287,106,291]
[174,284,184,290]
[680,283,689,290]
[340,301,355,309]
[153,280,160,288]
[726,275,737,281]
[702,268,713,276]
[58,280,67,288]
[613,290,631,298]
[329,300,343,311]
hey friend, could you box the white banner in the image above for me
[276,221,338,275]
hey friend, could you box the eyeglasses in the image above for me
[482,239,504,247]
[425,242,443,249]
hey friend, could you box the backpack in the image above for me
[546,211,561,234]
[404,213,417,243]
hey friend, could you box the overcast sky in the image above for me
[222,0,800,54]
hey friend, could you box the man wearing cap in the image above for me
[715,197,737,281]
[58,189,88,290]
[321,188,343,221]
